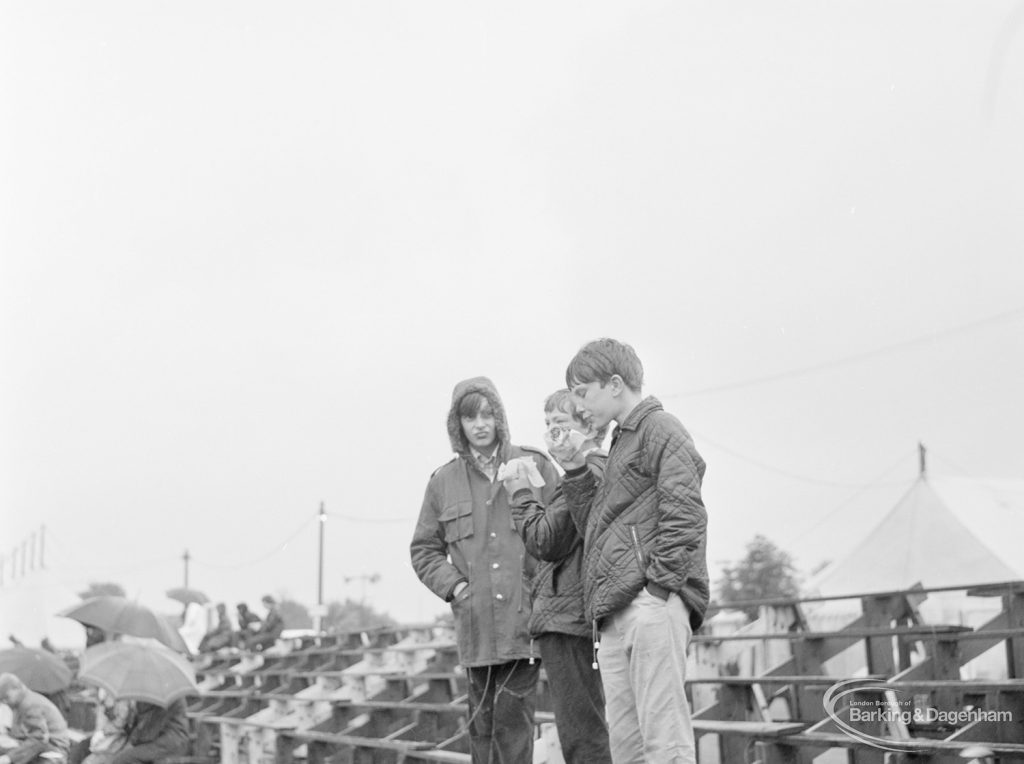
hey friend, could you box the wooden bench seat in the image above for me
[687,674,885,685]
[777,730,1024,756]
[692,625,972,643]
[694,720,808,737]
[289,729,435,751]
[402,751,470,763]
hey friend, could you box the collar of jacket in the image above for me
[461,440,512,479]
[615,396,663,434]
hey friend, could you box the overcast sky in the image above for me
[2,1,1023,630]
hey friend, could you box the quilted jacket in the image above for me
[409,377,559,667]
[510,454,606,639]
[562,396,709,630]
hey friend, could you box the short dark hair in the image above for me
[544,389,609,446]
[566,338,644,392]
[457,392,492,419]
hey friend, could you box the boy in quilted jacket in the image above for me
[556,338,709,764]
[501,390,612,764]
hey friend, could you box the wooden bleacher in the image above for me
[63,581,1024,763]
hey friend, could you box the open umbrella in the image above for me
[165,587,209,607]
[59,596,190,654]
[78,641,197,707]
[0,648,72,692]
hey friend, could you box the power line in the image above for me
[323,507,411,520]
[691,429,911,488]
[191,514,317,570]
[666,305,1024,398]
[779,451,915,549]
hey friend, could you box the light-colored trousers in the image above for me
[598,588,696,764]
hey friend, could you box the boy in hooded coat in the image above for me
[410,377,558,764]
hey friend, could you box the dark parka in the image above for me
[410,377,559,667]
[510,454,605,639]
[562,396,710,631]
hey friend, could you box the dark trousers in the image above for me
[466,659,539,764]
[537,632,613,764]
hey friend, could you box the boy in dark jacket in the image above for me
[556,339,709,764]
[501,389,612,764]
[410,377,558,764]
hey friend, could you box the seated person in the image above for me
[83,628,106,649]
[75,692,131,764]
[243,596,284,651]
[234,603,261,646]
[105,700,188,764]
[0,673,70,764]
[197,604,233,653]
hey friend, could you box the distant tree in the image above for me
[324,598,398,633]
[715,535,801,620]
[78,582,126,599]
[277,598,313,629]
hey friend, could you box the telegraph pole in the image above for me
[183,549,191,588]
[315,502,327,633]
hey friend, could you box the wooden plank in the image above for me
[692,720,807,737]
[692,625,971,642]
[778,731,1024,755]
[707,579,1024,611]
[293,730,434,751]
[687,675,878,685]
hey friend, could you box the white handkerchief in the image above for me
[497,457,546,487]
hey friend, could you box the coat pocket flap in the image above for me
[439,501,474,542]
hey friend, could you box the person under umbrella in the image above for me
[73,642,194,764]
[0,673,70,764]
[80,699,188,764]
[59,597,189,655]
[0,649,73,723]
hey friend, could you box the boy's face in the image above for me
[461,402,497,451]
[545,406,591,441]
[571,379,618,429]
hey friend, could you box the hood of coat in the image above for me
[446,376,510,457]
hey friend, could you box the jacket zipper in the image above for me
[629,525,646,571]
[466,560,473,637]
[517,553,525,613]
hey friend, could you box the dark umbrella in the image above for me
[59,596,190,654]
[165,587,209,607]
[78,641,197,707]
[0,648,72,692]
